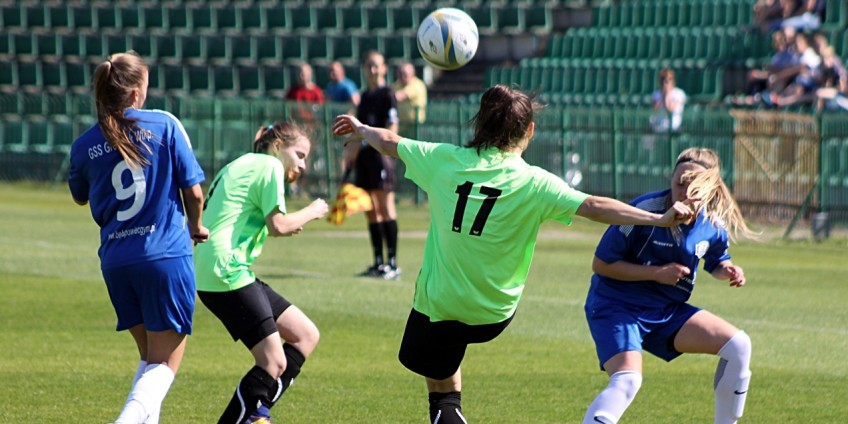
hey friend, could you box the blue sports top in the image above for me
[68,108,205,270]
[589,189,731,308]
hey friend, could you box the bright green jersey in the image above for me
[194,153,288,292]
[398,138,590,325]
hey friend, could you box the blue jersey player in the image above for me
[68,51,208,424]
[582,148,757,424]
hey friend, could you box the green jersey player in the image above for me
[332,84,696,424]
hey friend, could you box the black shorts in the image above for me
[198,278,292,350]
[354,144,397,191]
[398,308,514,380]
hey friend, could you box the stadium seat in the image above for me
[42,61,63,91]
[229,35,254,65]
[381,35,410,64]
[238,6,263,33]
[20,91,44,117]
[328,34,358,65]
[498,5,525,34]
[94,5,119,31]
[205,35,229,64]
[0,61,14,91]
[263,5,289,33]
[49,117,75,154]
[28,118,52,154]
[314,6,341,33]
[167,6,191,33]
[36,33,60,59]
[391,5,417,34]
[1,5,24,32]
[1,118,26,153]
[70,5,94,32]
[129,34,155,59]
[191,6,216,34]
[12,33,35,59]
[17,61,40,93]
[467,6,497,36]
[288,5,315,32]
[24,4,49,31]
[279,34,306,64]
[142,5,167,33]
[336,5,367,33]
[263,65,289,98]
[104,34,129,57]
[216,6,239,33]
[80,34,105,62]
[237,64,264,97]
[179,34,204,64]
[187,64,212,95]
[255,35,281,64]
[160,63,187,94]
[367,6,392,33]
[304,34,331,65]
[46,5,71,31]
[525,6,552,34]
[119,5,143,33]
[63,61,89,93]
[212,65,237,96]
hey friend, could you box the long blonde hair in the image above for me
[93,51,151,169]
[675,148,757,241]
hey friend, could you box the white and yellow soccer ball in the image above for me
[416,8,479,71]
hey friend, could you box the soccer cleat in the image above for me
[358,264,385,278]
[382,265,402,280]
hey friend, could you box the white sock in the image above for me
[714,331,752,424]
[582,370,642,424]
[114,364,175,424]
[123,361,161,423]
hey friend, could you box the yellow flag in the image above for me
[328,183,373,225]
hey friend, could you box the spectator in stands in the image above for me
[325,61,360,107]
[814,46,848,111]
[769,32,822,107]
[741,30,800,100]
[649,69,686,134]
[751,0,785,33]
[285,63,324,104]
[343,51,401,280]
[393,62,428,138]
[780,0,826,32]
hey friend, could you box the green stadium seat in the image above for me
[146,63,161,94]
[280,34,306,63]
[119,5,143,33]
[0,61,14,90]
[381,35,410,64]
[212,65,237,95]
[64,61,88,93]
[17,61,40,92]
[167,6,191,33]
[49,117,75,154]
[467,6,497,36]
[822,0,847,30]
[288,5,315,32]
[314,6,341,33]
[36,33,60,59]
[129,34,154,59]
[25,4,49,31]
[238,6,264,33]
[142,6,167,33]
[28,118,52,154]
[2,5,24,32]
[47,5,71,31]
[367,6,392,33]
[525,6,552,34]
[191,6,216,34]
[216,6,239,33]
[328,34,358,65]
[42,61,63,91]
[229,35,254,65]
[498,5,525,34]
[160,63,186,94]
[592,5,611,27]
[304,34,331,65]
[391,5,417,34]
[70,5,94,32]
[1,118,26,153]
[20,91,44,117]
[187,65,212,95]
[12,33,35,59]
[237,64,263,96]
[80,34,105,62]
[95,5,119,31]
[263,65,289,98]
[263,5,289,33]
[355,34,380,61]
[255,35,281,64]
[336,5,366,33]
[104,34,129,57]
[205,35,229,64]
[179,35,204,64]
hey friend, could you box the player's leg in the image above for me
[582,352,643,424]
[374,189,400,278]
[426,370,465,424]
[583,299,645,424]
[674,311,751,424]
[270,303,320,409]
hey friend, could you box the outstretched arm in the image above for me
[576,195,695,228]
[265,199,329,237]
[333,114,402,158]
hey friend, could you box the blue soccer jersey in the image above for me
[589,189,731,308]
[68,109,205,269]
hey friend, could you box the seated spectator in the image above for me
[814,47,848,111]
[392,62,428,138]
[746,30,799,95]
[285,63,324,104]
[325,61,360,106]
[770,33,824,107]
[781,0,826,32]
[649,69,686,133]
[752,0,785,33]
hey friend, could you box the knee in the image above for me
[719,331,752,361]
[610,370,642,400]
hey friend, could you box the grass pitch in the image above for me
[1,182,846,423]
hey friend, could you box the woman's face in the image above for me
[278,136,311,183]
[670,162,705,203]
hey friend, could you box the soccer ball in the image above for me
[416,8,479,71]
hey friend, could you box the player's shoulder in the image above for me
[631,189,670,212]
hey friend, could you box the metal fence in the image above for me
[2,96,847,224]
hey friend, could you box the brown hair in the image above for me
[659,68,675,82]
[466,84,542,153]
[253,121,310,154]
[93,51,150,169]
[674,148,757,241]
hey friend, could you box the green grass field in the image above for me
[1,182,847,423]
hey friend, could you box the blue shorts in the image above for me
[584,293,700,370]
[102,256,196,334]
